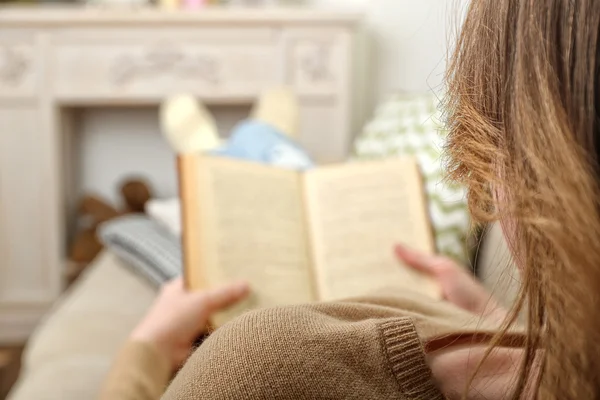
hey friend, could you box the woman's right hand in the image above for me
[394,244,506,322]
[130,278,249,371]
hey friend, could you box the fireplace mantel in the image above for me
[0,6,364,342]
[0,6,362,25]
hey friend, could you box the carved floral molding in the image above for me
[109,45,220,86]
[298,41,333,83]
[0,46,29,86]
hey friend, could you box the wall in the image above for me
[315,0,468,100]
[78,0,468,204]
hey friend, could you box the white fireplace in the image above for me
[0,6,363,342]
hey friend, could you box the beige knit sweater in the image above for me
[99,289,502,400]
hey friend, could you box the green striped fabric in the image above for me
[353,94,470,265]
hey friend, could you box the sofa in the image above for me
[7,222,519,400]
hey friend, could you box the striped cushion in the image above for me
[98,215,182,286]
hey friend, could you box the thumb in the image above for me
[195,281,250,313]
[394,244,446,275]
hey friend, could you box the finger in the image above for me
[198,281,250,313]
[394,244,446,274]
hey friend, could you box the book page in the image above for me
[194,156,315,326]
[304,158,440,301]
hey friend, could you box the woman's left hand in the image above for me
[395,244,506,322]
[130,277,249,371]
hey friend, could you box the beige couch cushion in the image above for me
[8,252,155,400]
[476,223,521,309]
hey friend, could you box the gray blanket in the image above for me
[98,215,182,286]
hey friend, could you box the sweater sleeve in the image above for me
[161,304,433,400]
[98,341,172,400]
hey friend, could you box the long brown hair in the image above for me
[445,0,600,398]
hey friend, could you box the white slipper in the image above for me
[160,94,222,154]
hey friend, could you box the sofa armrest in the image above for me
[8,251,156,400]
[476,223,521,309]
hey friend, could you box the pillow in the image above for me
[145,197,182,237]
[353,93,471,265]
[98,215,182,286]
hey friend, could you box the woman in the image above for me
[102,0,600,398]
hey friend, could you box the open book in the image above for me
[183,156,440,326]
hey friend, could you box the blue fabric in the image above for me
[212,121,314,170]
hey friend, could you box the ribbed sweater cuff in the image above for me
[380,319,444,400]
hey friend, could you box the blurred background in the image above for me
[71,0,469,205]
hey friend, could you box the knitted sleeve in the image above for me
[161,302,444,400]
[98,341,171,400]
